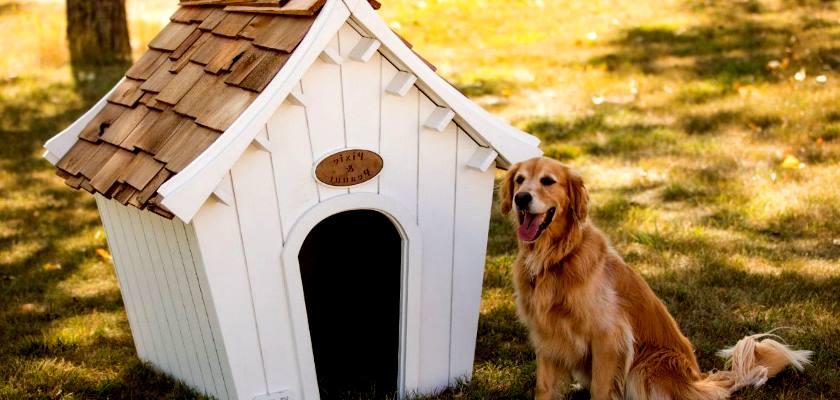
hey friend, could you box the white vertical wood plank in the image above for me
[173,221,232,399]
[417,93,459,392]
[126,207,188,379]
[109,203,162,366]
[146,214,206,392]
[95,197,149,361]
[191,179,269,400]
[301,34,348,200]
[379,60,419,212]
[156,219,216,395]
[111,204,172,373]
[139,211,196,388]
[230,145,302,395]
[338,23,382,194]
[268,98,319,240]
[155,215,217,397]
[449,130,496,381]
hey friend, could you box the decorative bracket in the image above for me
[348,37,381,62]
[385,71,417,96]
[319,47,344,65]
[423,107,455,132]
[466,147,498,172]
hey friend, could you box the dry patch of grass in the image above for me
[0,0,838,399]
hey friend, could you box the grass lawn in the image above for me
[1,0,838,399]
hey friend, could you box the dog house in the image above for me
[43,0,541,399]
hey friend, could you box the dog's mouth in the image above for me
[517,207,556,242]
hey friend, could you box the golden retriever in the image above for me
[500,157,812,400]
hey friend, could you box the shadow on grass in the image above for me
[0,68,198,398]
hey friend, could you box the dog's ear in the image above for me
[567,169,589,222]
[499,163,520,215]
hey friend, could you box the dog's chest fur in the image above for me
[514,252,620,368]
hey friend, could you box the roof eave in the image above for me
[344,0,541,167]
[43,78,126,165]
[156,0,352,222]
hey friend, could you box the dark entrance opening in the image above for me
[298,210,402,399]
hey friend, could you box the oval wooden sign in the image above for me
[315,149,384,187]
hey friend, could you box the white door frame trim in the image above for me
[280,193,423,400]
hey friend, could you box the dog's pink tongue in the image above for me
[518,213,545,242]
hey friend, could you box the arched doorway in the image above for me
[298,210,402,399]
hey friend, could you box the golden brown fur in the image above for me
[501,157,812,400]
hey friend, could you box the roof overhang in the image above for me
[44,0,541,222]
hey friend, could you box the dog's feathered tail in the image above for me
[687,331,812,400]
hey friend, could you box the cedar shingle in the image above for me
[194,85,256,130]
[121,151,166,190]
[204,40,250,74]
[149,22,198,51]
[78,143,120,179]
[155,123,221,172]
[90,148,135,193]
[171,32,212,72]
[212,12,254,37]
[170,29,205,60]
[173,74,222,118]
[64,174,85,189]
[136,169,172,204]
[191,36,238,66]
[224,0,326,16]
[238,51,289,92]
[239,15,273,40]
[78,103,128,142]
[126,50,170,80]
[157,62,207,104]
[57,140,99,175]
[225,46,270,85]
[252,16,314,52]
[198,8,227,31]
[101,106,151,146]
[139,59,177,93]
[108,79,145,107]
[124,110,190,153]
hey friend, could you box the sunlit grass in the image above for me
[0,0,838,398]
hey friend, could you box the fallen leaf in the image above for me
[781,155,800,169]
[42,263,61,272]
[96,248,113,263]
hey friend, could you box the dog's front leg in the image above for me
[590,334,627,400]
[535,354,570,400]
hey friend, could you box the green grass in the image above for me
[1,0,839,398]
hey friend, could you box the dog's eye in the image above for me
[540,177,556,186]
[515,175,525,184]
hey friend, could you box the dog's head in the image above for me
[500,157,589,243]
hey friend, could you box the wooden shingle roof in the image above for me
[55,0,326,218]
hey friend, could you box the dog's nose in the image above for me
[514,192,532,209]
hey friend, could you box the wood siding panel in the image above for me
[125,206,190,379]
[267,95,318,240]
[142,214,205,392]
[378,60,419,215]
[338,24,381,194]
[112,205,176,375]
[230,144,302,395]
[300,35,347,200]
[416,94,459,392]
[95,197,151,361]
[174,220,233,399]
[191,175,268,400]
[449,130,496,380]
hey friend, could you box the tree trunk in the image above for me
[66,0,132,82]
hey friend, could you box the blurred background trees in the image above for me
[66,0,131,84]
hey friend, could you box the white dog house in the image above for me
[44,0,540,399]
